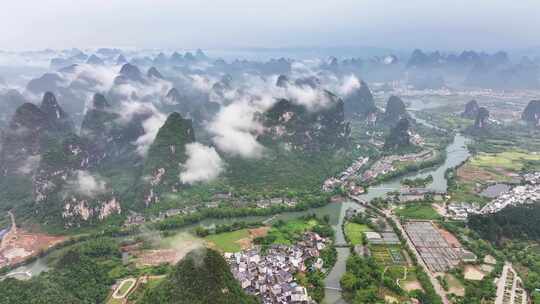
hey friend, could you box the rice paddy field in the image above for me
[470,150,540,171]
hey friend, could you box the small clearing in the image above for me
[464,265,485,281]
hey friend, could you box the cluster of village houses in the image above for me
[361,150,434,182]
[322,150,434,196]
[448,172,540,220]
[322,157,369,193]
[225,232,328,304]
[523,172,540,185]
[479,184,540,214]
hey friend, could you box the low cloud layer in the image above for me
[180,143,224,184]
[205,70,360,158]
[116,100,167,156]
[208,98,266,158]
[16,155,41,175]
[66,170,108,197]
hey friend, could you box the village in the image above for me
[322,156,369,193]
[225,231,329,304]
[447,172,540,220]
[360,149,434,182]
[322,148,436,197]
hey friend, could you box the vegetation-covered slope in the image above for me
[469,204,540,245]
[0,238,118,304]
[140,248,258,304]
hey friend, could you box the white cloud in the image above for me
[116,101,167,157]
[180,143,224,184]
[208,98,266,158]
[338,74,361,96]
[66,170,108,197]
[205,68,361,158]
[189,74,215,92]
[285,84,333,110]
[16,155,41,175]
[135,111,167,156]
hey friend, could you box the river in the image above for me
[322,132,470,303]
[321,98,470,303]
[4,101,471,304]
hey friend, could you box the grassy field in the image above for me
[471,150,540,171]
[395,203,441,220]
[204,229,250,252]
[445,274,465,296]
[266,219,318,245]
[344,222,372,245]
[449,175,491,204]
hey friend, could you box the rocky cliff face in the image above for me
[276,75,290,88]
[81,93,146,162]
[0,92,121,227]
[32,131,121,226]
[378,95,408,127]
[384,118,411,150]
[474,107,490,130]
[343,80,378,118]
[86,54,104,65]
[40,92,74,133]
[163,87,220,125]
[114,63,145,84]
[461,100,480,119]
[33,134,96,202]
[140,112,195,206]
[522,100,540,126]
[61,195,121,227]
[1,102,54,176]
[260,92,350,152]
[147,66,164,79]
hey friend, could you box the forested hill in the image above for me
[140,248,259,304]
[0,238,118,304]
[468,204,540,244]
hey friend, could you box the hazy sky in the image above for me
[1,0,539,51]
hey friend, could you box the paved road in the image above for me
[495,262,527,304]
